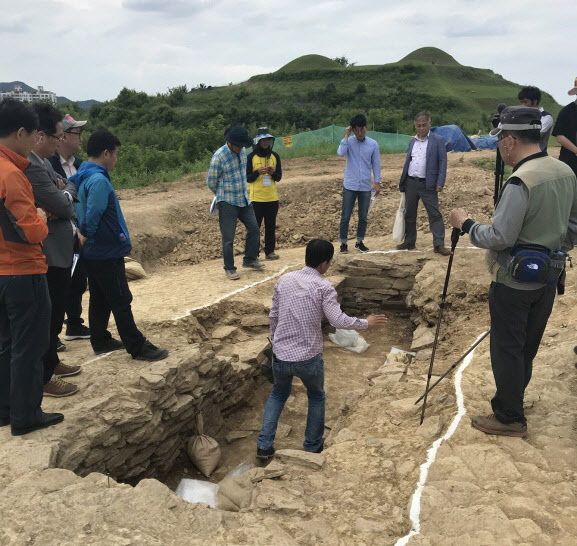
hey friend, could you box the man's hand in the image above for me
[267,166,275,174]
[56,178,66,190]
[436,186,444,192]
[366,315,387,328]
[449,208,468,229]
[344,126,352,139]
[372,183,381,196]
[36,208,47,223]
[78,233,87,249]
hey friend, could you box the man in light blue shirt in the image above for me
[337,114,381,253]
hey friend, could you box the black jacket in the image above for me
[48,153,83,179]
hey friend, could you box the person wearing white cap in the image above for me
[552,77,577,177]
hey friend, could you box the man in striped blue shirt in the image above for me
[207,126,264,280]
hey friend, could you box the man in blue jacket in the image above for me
[71,129,168,361]
[397,112,450,256]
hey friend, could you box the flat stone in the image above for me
[276,423,291,439]
[240,316,270,327]
[211,326,238,340]
[275,449,325,470]
[411,327,436,351]
[225,430,253,443]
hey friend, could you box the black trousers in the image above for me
[488,281,556,424]
[252,200,279,256]
[43,266,72,383]
[65,254,88,328]
[85,257,145,356]
[0,274,51,426]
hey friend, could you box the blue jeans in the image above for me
[217,201,260,271]
[258,353,325,452]
[339,188,371,243]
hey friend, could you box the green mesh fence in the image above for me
[274,125,413,152]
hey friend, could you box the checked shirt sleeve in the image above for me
[321,283,368,330]
[206,153,222,194]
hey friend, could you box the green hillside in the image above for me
[86,47,562,187]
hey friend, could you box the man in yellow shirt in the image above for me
[247,128,282,260]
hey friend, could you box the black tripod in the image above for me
[419,227,461,425]
[493,144,505,206]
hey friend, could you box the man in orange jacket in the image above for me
[0,99,64,435]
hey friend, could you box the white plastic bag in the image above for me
[392,194,406,243]
[175,479,219,507]
[328,329,370,353]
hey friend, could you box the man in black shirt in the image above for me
[552,78,577,177]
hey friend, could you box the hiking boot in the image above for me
[56,338,66,352]
[44,377,79,397]
[396,242,415,250]
[256,446,275,460]
[243,260,265,270]
[434,245,451,256]
[54,362,82,377]
[265,252,280,260]
[340,243,348,254]
[225,269,240,280]
[133,340,169,362]
[355,241,369,253]
[11,412,64,436]
[471,414,527,438]
[93,338,125,355]
[64,324,91,340]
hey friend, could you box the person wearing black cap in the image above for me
[449,106,577,438]
[247,128,282,260]
[552,77,577,178]
[207,126,264,280]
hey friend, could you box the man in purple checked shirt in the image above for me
[257,239,387,459]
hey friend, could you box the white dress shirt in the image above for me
[408,132,429,178]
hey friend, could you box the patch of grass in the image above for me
[470,157,513,177]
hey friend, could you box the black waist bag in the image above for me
[507,245,566,285]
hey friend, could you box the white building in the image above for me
[0,85,57,104]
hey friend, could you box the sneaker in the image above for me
[132,340,169,362]
[43,377,79,397]
[256,446,275,460]
[243,260,265,270]
[93,338,125,355]
[63,324,91,340]
[56,338,66,352]
[434,245,451,256]
[265,252,280,260]
[340,243,348,254]
[11,412,64,436]
[54,362,82,377]
[471,414,527,438]
[355,241,369,253]
[225,269,240,280]
[396,242,415,250]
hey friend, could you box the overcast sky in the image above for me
[2,0,576,107]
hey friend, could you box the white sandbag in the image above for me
[175,479,218,507]
[329,329,370,353]
[124,258,147,280]
[392,194,406,243]
[186,414,221,477]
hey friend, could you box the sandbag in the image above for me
[124,257,147,280]
[186,414,221,477]
[392,194,406,243]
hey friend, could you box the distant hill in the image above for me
[398,46,461,66]
[0,80,99,111]
[277,54,343,72]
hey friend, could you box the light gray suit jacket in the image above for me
[25,152,77,268]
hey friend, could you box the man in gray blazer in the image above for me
[397,112,450,256]
[25,104,82,398]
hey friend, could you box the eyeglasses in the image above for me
[47,133,65,141]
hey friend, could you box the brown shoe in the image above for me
[396,242,416,250]
[44,377,79,397]
[471,414,527,438]
[54,362,82,377]
[434,245,451,256]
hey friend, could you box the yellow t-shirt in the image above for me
[249,153,279,202]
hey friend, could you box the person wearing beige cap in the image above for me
[552,78,577,177]
[449,106,577,438]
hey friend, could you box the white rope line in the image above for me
[82,352,116,365]
[394,330,488,546]
[171,264,297,320]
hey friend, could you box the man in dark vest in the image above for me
[449,106,577,438]
[518,86,553,151]
[48,114,90,344]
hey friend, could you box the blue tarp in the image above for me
[431,125,498,152]
[470,136,498,150]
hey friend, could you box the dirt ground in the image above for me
[1,149,576,545]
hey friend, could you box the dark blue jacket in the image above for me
[70,162,131,260]
[399,131,448,191]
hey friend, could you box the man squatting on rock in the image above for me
[256,239,387,459]
[449,106,577,438]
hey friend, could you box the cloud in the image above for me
[445,17,509,38]
[122,0,213,17]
